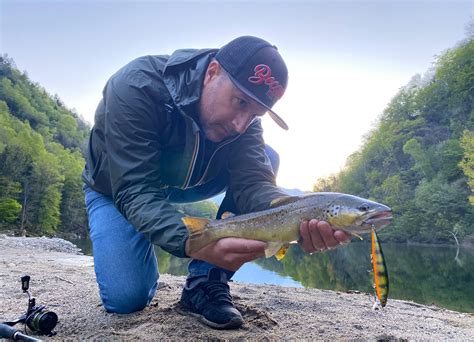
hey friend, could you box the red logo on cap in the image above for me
[248,64,285,101]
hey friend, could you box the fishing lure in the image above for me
[371,226,389,309]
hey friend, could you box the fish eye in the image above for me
[358,204,370,212]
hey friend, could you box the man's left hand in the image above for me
[298,219,352,253]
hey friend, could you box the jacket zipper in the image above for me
[182,132,200,189]
[194,135,240,187]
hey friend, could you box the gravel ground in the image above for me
[1,235,473,341]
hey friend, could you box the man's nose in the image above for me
[233,112,253,134]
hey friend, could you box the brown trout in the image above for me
[182,192,392,260]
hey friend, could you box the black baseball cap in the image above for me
[215,36,289,130]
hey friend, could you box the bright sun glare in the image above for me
[262,60,409,191]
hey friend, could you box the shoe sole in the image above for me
[177,306,243,330]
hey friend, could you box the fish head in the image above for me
[319,193,392,233]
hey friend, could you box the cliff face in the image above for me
[1,236,473,340]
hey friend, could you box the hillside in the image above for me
[0,55,91,237]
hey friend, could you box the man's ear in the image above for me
[203,60,221,85]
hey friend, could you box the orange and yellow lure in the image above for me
[371,227,389,309]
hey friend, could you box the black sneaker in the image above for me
[179,269,243,329]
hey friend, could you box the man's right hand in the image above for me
[186,237,266,272]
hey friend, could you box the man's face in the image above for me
[198,61,267,142]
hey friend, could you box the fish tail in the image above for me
[182,217,210,233]
[182,216,214,255]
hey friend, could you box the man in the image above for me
[82,36,351,329]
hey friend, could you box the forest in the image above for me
[0,55,89,237]
[0,36,472,244]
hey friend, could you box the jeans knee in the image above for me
[101,282,156,314]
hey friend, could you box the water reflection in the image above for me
[155,246,189,276]
[257,242,474,313]
[154,242,474,313]
[71,236,474,313]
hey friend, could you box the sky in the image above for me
[1,0,472,190]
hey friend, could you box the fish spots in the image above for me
[324,205,341,218]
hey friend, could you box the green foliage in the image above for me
[0,78,48,127]
[313,38,474,244]
[459,130,474,204]
[0,198,22,223]
[175,201,219,219]
[29,154,65,235]
[436,139,465,181]
[403,138,435,179]
[0,56,90,237]
[55,146,89,233]
[414,177,472,241]
[0,55,89,150]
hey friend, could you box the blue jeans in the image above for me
[85,145,279,313]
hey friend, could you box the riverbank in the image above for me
[1,236,473,340]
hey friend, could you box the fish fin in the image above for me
[270,196,300,208]
[350,232,364,240]
[265,242,289,260]
[182,217,214,255]
[181,217,211,234]
[275,244,290,261]
[220,211,235,219]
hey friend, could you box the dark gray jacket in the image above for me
[82,48,287,257]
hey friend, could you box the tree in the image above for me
[0,198,22,224]
[403,138,435,180]
[459,130,474,204]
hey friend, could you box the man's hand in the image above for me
[299,219,352,253]
[186,237,266,272]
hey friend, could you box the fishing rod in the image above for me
[0,323,42,342]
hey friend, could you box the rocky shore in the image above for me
[1,235,473,340]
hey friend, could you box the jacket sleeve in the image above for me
[103,70,189,257]
[227,119,288,213]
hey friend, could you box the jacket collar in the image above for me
[163,48,218,113]
[162,48,248,145]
